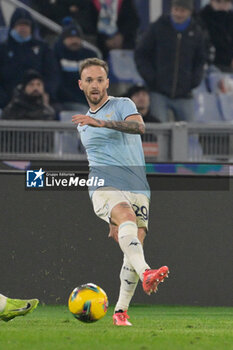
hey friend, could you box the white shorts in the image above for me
[92,187,149,229]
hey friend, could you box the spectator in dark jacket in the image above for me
[126,85,160,123]
[72,0,140,59]
[54,24,97,111]
[2,70,55,120]
[198,0,233,72]
[135,0,206,122]
[0,8,59,109]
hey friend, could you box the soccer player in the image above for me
[72,58,169,326]
[0,293,38,322]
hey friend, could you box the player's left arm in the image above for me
[72,114,145,135]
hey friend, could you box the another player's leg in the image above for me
[0,293,39,322]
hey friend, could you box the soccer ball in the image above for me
[68,283,108,323]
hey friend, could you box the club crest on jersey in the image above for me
[105,112,113,118]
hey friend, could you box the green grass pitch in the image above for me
[0,305,232,350]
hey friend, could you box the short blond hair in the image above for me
[79,58,109,77]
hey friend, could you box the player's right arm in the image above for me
[72,114,145,135]
[102,114,145,134]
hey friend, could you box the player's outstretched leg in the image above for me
[112,204,170,298]
[117,221,170,296]
[142,266,170,295]
[113,255,139,326]
[0,294,39,322]
[118,221,150,278]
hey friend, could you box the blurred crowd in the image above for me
[0,0,232,123]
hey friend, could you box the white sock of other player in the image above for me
[0,294,7,312]
[115,255,139,312]
[118,221,150,280]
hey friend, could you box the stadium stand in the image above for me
[194,92,223,123]
[59,110,86,154]
[218,94,233,122]
[108,50,144,85]
[207,72,224,93]
[193,69,233,123]
[107,49,144,96]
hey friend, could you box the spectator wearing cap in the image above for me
[127,85,160,123]
[54,24,97,111]
[0,7,59,109]
[135,0,206,122]
[197,0,233,72]
[2,69,55,120]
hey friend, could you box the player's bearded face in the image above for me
[79,66,109,105]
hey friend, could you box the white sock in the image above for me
[118,221,150,280]
[0,294,7,312]
[115,255,139,312]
